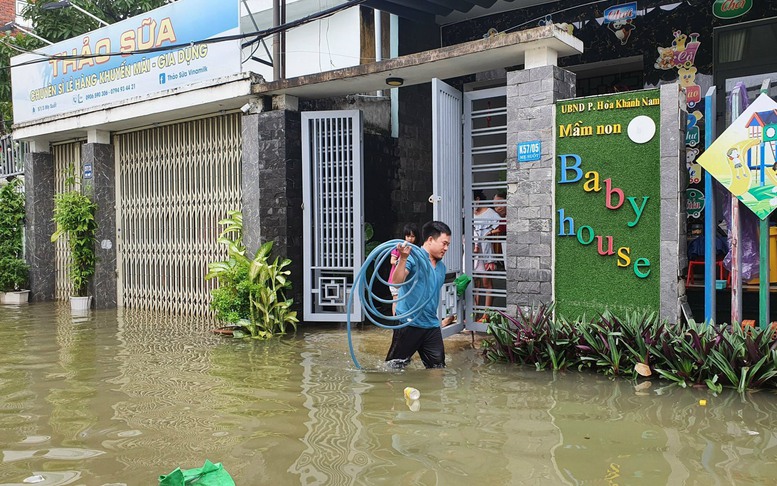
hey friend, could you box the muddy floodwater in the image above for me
[1,303,777,485]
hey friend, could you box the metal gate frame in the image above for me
[301,110,364,322]
[114,113,242,314]
[464,86,508,333]
[432,78,466,337]
[52,140,84,300]
[0,134,28,178]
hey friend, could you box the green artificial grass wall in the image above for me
[555,89,661,319]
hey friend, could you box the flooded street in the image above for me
[1,303,777,485]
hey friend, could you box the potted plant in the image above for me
[206,210,298,339]
[51,169,97,311]
[0,177,30,304]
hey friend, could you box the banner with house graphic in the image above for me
[696,93,777,220]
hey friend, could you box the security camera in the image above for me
[240,102,251,114]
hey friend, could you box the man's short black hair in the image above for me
[422,221,451,242]
[403,222,419,238]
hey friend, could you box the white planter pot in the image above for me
[1,290,30,305]
[69,296,92,312]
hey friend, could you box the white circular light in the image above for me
[627,115,657,144]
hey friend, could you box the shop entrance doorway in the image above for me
[299,82,508,332]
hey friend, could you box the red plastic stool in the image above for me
[686,260,725,286]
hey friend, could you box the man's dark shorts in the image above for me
[385,326,445,369]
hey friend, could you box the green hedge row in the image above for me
[482,304,777,392]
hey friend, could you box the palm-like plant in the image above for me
[206,211,298,339]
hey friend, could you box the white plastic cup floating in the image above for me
[404,387,420,401]
[406,398,420,412]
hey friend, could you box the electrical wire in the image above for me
[346,239,436,369]
[241,36,263,65]
[0,37,32,54]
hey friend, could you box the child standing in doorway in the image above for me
[473,190,501,322]
[389,223,419,315]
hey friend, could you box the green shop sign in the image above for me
[713,0,752,19]
[686,188,705,219]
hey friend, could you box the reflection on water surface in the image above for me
[1,303,777,485]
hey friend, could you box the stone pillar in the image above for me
[82,141,117,308]
[505,65,576,314]
[24,149,56,302]
[241,113,262,256]
[659,84,686,324]
[241,109,303,311]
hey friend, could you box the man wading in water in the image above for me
[385,221,454,368]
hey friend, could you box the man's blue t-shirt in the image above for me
[395,250,446,329]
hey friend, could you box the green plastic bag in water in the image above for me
[159,459,235,486]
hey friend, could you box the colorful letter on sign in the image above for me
[518,141,541,162]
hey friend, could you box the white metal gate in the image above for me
[464,87,508,332]
[432,78,466,337]
[301,110,364,322]
[432,79,463,273]
[115,113,242,315]
[52,141,84,300]
[0,134,28,178]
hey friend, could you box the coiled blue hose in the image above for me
[346,239,435,369]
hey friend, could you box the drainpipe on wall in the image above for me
[390,13,398,138]
[280,0,286,79]
[273,0,283,81]
[375,8,382,97]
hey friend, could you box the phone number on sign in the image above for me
[84,84,137,101]
[110,83,136,95]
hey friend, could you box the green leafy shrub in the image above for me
[576,311,664,377]
[705,325,777,393]
[206,211,298,339]
[0,256,28,291]
[483,303,576,371]
[483,304,777,391]
[51,170,97,297]
[0,178,28,291]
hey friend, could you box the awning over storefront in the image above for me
[252,23,582,98]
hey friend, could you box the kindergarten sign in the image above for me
[555,89,661,319]
[11,0,240,124]
[696,93,777,220]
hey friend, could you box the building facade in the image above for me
[12,0,777,324]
